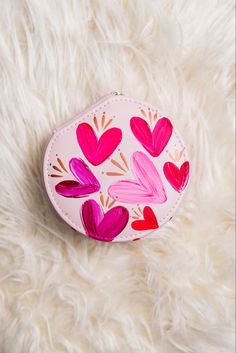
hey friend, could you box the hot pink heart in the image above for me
[108,151,167,204]
[81,199,129,242]
[55,158,100,197]
[163,161,190,192]
[130,117,173,157]
[76,123,122,166]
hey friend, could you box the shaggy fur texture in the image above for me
[0,1,235,352]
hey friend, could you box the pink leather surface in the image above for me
[43,94,190,242]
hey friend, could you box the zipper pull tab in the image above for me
[111,91,123,96]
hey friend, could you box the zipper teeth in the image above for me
[53,92,122,133]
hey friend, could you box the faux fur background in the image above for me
[0,1,235,352]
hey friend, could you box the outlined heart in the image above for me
[131,206,159,231]
[55,158,100,197]
[76,123,122,166]
[108,151,167,204]
[81,199,129,242]
[130,117,173,157]
[163,161,189,192]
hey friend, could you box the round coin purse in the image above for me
[43,92,190,242]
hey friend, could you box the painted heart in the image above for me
[81,199,129,242]
[163,161,189,192]
[108,151,167,204]
[131,206,159,231]
[76,123,122,166]
[55,158,100,197]
[130,117,173,157]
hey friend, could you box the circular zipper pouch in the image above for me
[43,93,190,242]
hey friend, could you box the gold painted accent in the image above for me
[149,110,152,125]
[50,174,62,178]
[133,210,140,217]
[106,172,124,176]
[101,115,105,128]
[111,158,126,172]
[53,165,62,173]
[108,199,116,208]
[168,153,175,161]
[177,148,184,161]
[138,207,143,215]
[93,115,99,130]
[140,109,146,117]
[105,196,110,207]
[154,112,158,121]
[120,152,129,170]
[103,118,113,130]
[57,158,68,173]
[100,192,105,207]
[169,148,185,162]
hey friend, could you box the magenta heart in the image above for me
[130,117,173,157]
[163,161,189,192]
[55,158,100,197]
[76,123,122,166]
[81,199,129,242]
[108,151,167,204]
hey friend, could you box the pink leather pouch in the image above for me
[43,92,190,242]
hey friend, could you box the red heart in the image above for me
[130,117,173,157]
[163,161,189,192]
[131,206,159,231]
[76,123,122,166]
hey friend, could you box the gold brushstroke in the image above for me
[106,172,124,176]
[168,153,175,161]
[57,158,68,173]
[93,115,99,130]
[140,109,146,117]
[111,159,126,172]
[169,148,185,162]
[177,148,184,161]
[133,210,140,217]
[100,192,105,207]
[105,196,110,207]
[120,152,129,170]
[108,199,116,208]
[50,174,62,178]
[154,112,158,121]
[53,165,62,173]
[138,207,143,215]
[103,119,112,130]
[101,115,105,128]
[132,216,139,219]
[149,110,152,125]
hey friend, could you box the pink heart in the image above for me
[76,123,122,166]
[55,158,100,197]
[130,117,173,157]
[163,161,189,192]
[81,199,129,242]
[108,151,167,204]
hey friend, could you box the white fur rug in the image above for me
[0,1,235,352]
